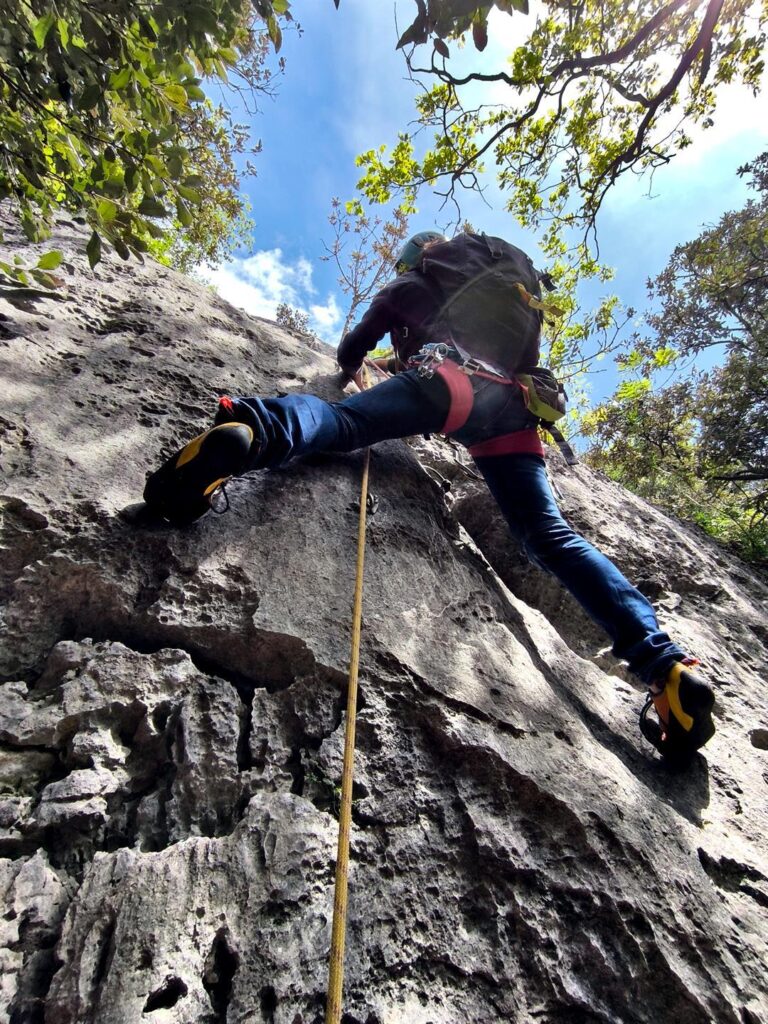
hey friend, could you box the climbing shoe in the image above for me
[143,422,254,527]
[640,659,715,765]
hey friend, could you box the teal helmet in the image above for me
[394,231,446,273]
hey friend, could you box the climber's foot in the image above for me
[640,660,715,766]
[143,422,254,527]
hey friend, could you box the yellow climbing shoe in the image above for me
[640,659,715,764]
[143,422,254,526]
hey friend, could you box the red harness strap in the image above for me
[468,429,545,459]
[433,361,542,459]
[435,360,475,434]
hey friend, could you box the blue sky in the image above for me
[202,3,768,402]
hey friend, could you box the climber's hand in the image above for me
[337,363,361,386]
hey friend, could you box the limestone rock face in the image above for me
[1,217,767,1024]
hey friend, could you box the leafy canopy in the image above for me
[0,0,293,268]
[357,0,766,254]
[582,153,768,564]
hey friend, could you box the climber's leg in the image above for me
[143,371,450,524]
[473,452,687,683]
[474,450,716,760]
[215,369,450,470]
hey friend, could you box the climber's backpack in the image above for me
[420,232,576,463]
[420,231,560,374]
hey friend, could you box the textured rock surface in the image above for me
[1,216,767,1024]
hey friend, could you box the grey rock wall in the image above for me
[1,217,767,1024]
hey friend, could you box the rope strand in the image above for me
[326,365,372,1024]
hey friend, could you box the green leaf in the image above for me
[127,234,149,253]
[36,250,63,270]
[164,84,188,106]
[397,21,428,50]
[114,238,131,260]
[616,378,651,402]
[57,18,70,48]
[187,6,219,34]
[110,66,132,91]
[97,199,118,223]
[167,154,184,179]
[267,16,282,52]
[124,166,139,193]
[78,84,101,111]
[30,269,59,289]
[653,346,677,368]
[20,216,39,242]
[176,185,202,204]
[138,197,169,218]
[86,230,102,269]
[138,15,158,42]
[32,13,56,48]
[176,199,193,227]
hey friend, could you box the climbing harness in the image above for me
[325,365,372,1024]
[410,345,578,465]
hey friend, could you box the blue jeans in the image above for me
[222,369,686,683]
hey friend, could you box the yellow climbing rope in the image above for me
[325,365,372,1024]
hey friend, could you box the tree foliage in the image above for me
[583,153,768,565]
[357,0,766,253]
[0,0,292,268]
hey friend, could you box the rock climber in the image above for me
[140,230,716,767]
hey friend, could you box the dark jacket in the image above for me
[336,271,445,374]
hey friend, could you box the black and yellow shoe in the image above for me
[143,422,254,526]
[640,659,715,765]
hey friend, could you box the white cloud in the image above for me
[201,249,343,345]
[309,294,343,339]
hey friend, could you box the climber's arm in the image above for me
[337,290,394,377]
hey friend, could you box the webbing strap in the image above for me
[326,366,371,1024]
[468,429,545,459]
[435,360,475,434]
[545,423,579,466]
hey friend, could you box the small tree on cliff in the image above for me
[321,199,411,339]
